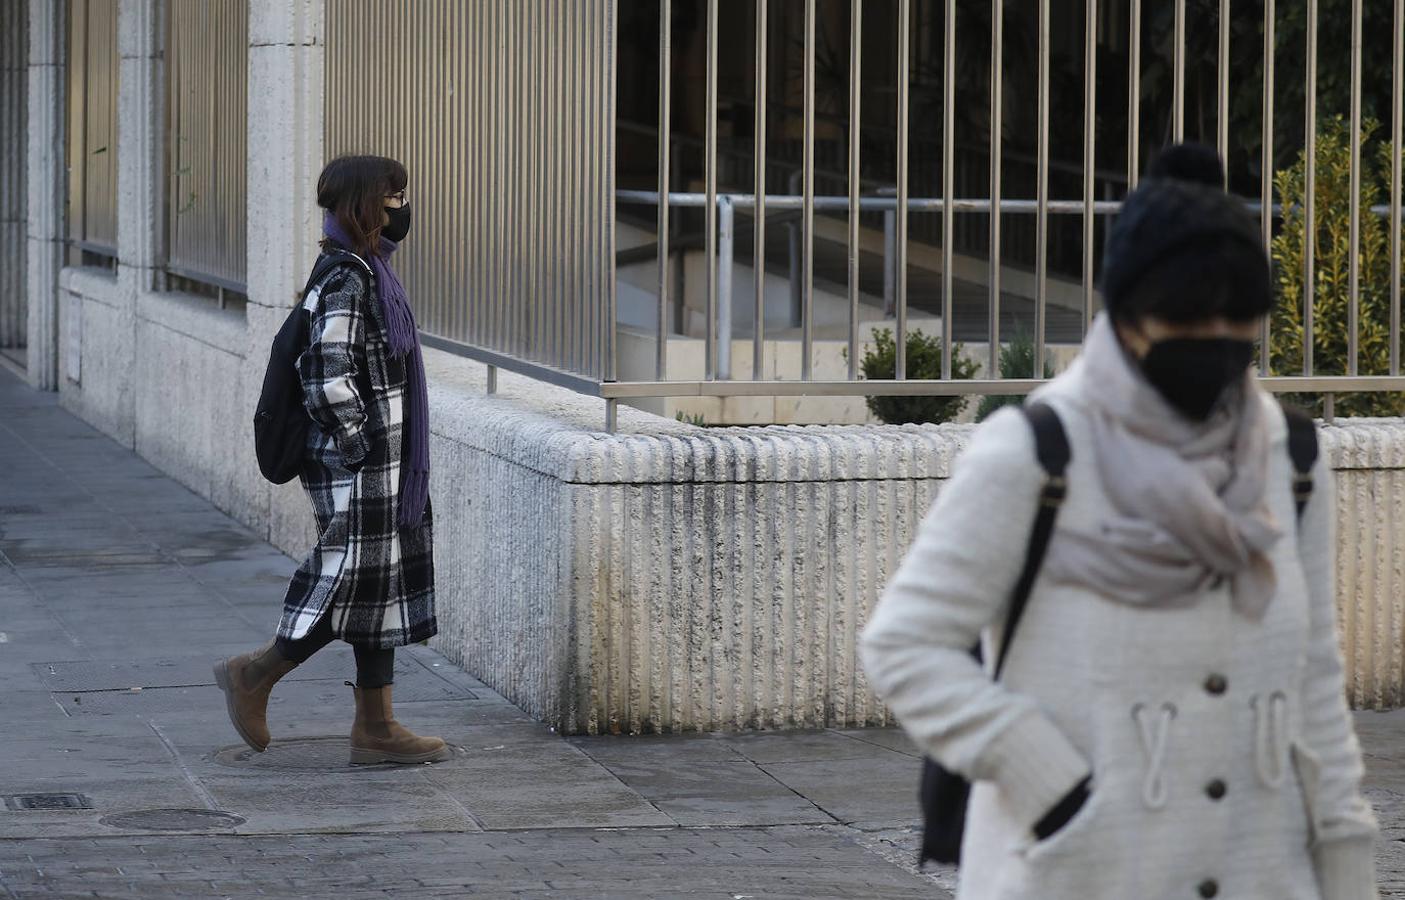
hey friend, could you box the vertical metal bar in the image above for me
[1218,0,1230,182]
[940,0,955,379]
[754,0,767,379]
[801,0,815,381]
[1261,0,1275,374]
[896,0,910,380]
[1173,0,1185,142]
[1035,0,1049,376]
[1082,0,1096,332]
[989,0,1003,377]
[1392,0,1403,376]
[719,196,734,379]
[1347,0,1361,377]
[1128,0,1141,187]
[605,0,619,383]
[487,365,498,395]
[657,1,671,381]
[704,0,718,381]
[605,398,619,433]
[883,208,895,317]
[847,0,861,381]
[1304,0,1317,376]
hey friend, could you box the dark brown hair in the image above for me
[316,155,408,258]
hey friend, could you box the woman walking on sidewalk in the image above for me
[216,155,448,766]
[861,145,1378,899]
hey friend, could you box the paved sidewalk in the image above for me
[0,367,1401,899]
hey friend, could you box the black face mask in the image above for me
[383,203,412,243]
[1139,338,1255,421]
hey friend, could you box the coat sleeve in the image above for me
[1295,457,1380,900]
[860,407,1092,833]
[296,268,372,469]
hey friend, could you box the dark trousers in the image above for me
[274,613,395,688]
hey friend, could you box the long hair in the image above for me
[316,155,408,258]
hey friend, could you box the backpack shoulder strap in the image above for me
[1281,402,1319,520]
[300,249,372,305]
[993,402,1070,679]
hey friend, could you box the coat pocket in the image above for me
[1020,781,1104,864]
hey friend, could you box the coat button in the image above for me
[1204,674,1228,695]
[1198,879,1219,898]
[1205,779,1227,800]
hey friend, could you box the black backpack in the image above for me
[917,401,1320,867]
[253,250,372,484]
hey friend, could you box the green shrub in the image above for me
[1270,116,1405,417]
[975,331,1056,423]
[859,328,979,425]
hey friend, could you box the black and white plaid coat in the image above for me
[277,251,436,649]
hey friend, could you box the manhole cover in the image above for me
[99,809,245,831]
[214,737,459,772]
[4,793,92,811]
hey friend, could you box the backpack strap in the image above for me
[993,402,1070,680]
[1281,403,1319,520]
[300,248,372,304]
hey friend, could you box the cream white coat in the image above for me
[861,379,1378,900]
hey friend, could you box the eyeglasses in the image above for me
[385,190,407,205]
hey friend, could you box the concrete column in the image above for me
[25,0,64,390]
[0,1,27,353]
[116,0,162,283]
[247,0,325,549]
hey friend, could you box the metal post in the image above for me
[719,196,734,380]
[847,0,862,381]
[1347,0,1361,377]
[896,0,910,380]
[1392,0,1403,376]
[989,0,1003,377]
[1261,0,1275,374]
[788,170,802,327]
[883,207,896,317]
[704,0,718,381]
[605,398,619,433]
[1129,0,1142,187]
[941,0,956,380]
[801,0,816,381]
[486,365,498,395]
[1304,0,1317,376]
[1035,0,1050,376]
[754,0,768,379]
[1218,0,1230,181]
[1082,0,1097,331]
[1173,0,1185,142]
[657,0,671,381]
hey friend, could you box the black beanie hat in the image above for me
[1100,144,1271,322]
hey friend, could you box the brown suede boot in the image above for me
[213,643,299,752]
[349,684,452,765]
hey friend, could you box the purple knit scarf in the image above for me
[322,213,430,530]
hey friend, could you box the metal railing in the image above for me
[165,0,248,295]
[66,0,118,260]
[325,0,617,385]
[320,1,1405,430]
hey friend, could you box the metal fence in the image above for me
[66,0,118,259]
[325,0,617,385]
[165,0,248,294]
[324,1,1405,429]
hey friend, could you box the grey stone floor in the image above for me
[0,367,1401,899]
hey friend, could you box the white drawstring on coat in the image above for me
[1251,691,1290,789]
[1132,702,1177,809]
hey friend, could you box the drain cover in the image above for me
[4,793,93,811]
[99,809,245,831]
